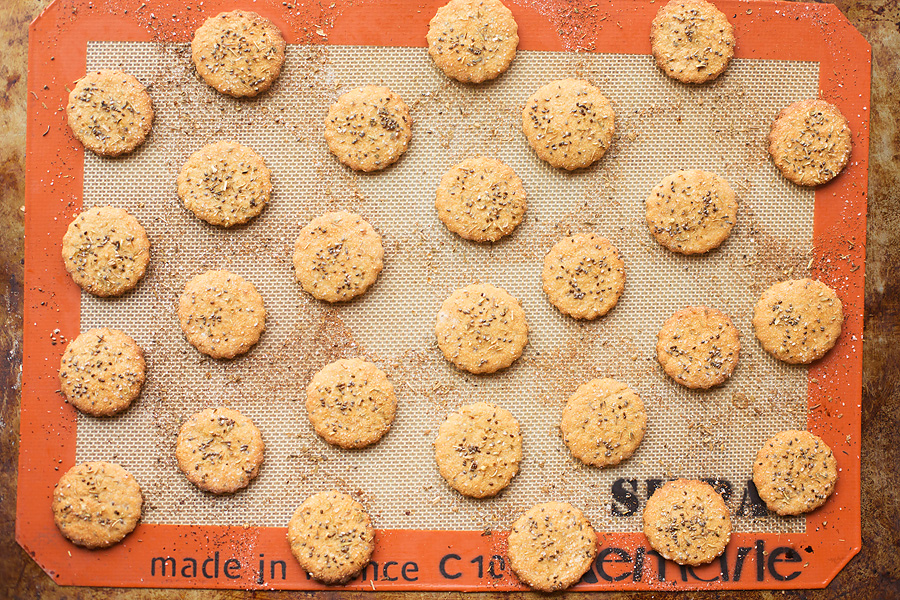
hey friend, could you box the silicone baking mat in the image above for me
[20,0,869,591]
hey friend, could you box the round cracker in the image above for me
[59,328,145,417]
[768,99,852,186]
[176,406,265,494]
[178,270,266,359]
[52,461,143,548]
[542,233,626,320]
[324,86,412,172]
[287,491,375,584]
[435,157,527,242]
[191,10,286,97]
[753,430,837,516]
[507,501,598,591]
[62,206,151,297]
[752,278,843,364]
[650,0,735,84]
[306,358,397,449]
[293,211,384,302]
[561,378,647,467]
[177,141,272,227]
[426,0,519,83]
[434,402,522,498]
[435,283,528,374]
[643,479,732,566]
[66,69,154,157]
[522,79,615,170]
[645,170,738,254]
[656,306,740,389]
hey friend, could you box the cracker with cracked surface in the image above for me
[177,141,272,227]
[522,79,615,170]
[657,306,740,389]
[768,99,852,186]
[176,406,265,494]
[643,479,732,566]
[52,461,143,549]
[307,358,397,449]
[650,0,734,84]
[177,270,266,359]
[293,211,384,302]
[62,206,150,297]
[287,491,375,584]
[561,378,646,467]
[752,278,843,364]
[191,10,286,97]
[542,233,625,320]
[66,70,154,157]
[646,170,737,254]
[435,156,526,242]
[507,501,598,592]
[59,328,145,417]
[435,283,528,374]
[426,0,519,83]
[434,402,522,498]
[753,430,837,516]
[324,86,412,172]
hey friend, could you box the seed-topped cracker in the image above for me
[650,0,735,84]
[435,283,528,374]
[287,491,375,584]
[657,306,740,389]
[643,479,732,565]
[426,0,519,83]
[434,402,522,498]
[752,278,843,364]
[191,10,286,97]
[324,86,412,172]
[176,406,265,494]
[177,141,272,227]
[507,501,598,591]
[435,156,527,242]
[62,206,151,297]
[59,328,145,417]
[66,69,154,157]
[542,233,626,320]
[768,99,852,186]
[52,461,143,548]
[753,430,838,516]
[645,170,738,254]
[522,79,615,170]
[561,378,647,467]
[177,270,266,359]
[293,211,384,302]
[307,358,397,449]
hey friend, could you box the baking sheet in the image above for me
[76,42,817,534]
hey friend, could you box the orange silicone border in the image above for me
[20,0,869,590]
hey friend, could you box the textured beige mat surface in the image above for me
[76,42,818,532]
